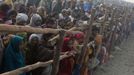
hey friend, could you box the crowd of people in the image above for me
[0,0,133,75]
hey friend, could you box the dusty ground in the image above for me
[94,33,134,75]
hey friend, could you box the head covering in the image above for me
[16,13,28,25]
[74,32,84,39]
[58,37,74,75]
[74,32,84,44]
[3,36,25,72]
[29,34,41,43]
[30,14,42,27]
[62,37,73,52]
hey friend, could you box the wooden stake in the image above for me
[106,8,116,53]
[78,8,96,65]
[51,30,65,75]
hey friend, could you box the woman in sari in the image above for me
[26,34,40,65]
[27,33,54,75]
[2,35,25,75]
[26,34,40,75]
[58,37,75,75]
[73,32,84,62]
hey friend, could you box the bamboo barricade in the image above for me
[0,54,73,75]
[0,24,77,75]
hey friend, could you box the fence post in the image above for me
[106,8,116,54]
[51,30,65,75]
[79,8,96,66]
[77,8,96,75]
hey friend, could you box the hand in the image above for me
[64,51,69,55]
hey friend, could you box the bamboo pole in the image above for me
[93,6,108,65]
[49,23,106,42]
[0,24,61,34]
[49,27,77,42]
[106,8,116,54]
[0,24,79,34]
[0,54,72,75]
[79,8,96,75]
[51,30,65,75]
[110,8,120,51]
[79,8,96,65]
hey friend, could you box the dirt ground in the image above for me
[94,33,134,75]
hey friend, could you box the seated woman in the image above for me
[2,35,25,75]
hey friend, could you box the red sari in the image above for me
[58,37,74,75]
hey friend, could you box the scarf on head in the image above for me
[30,14,42,27]
[3,36,25,74]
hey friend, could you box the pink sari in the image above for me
[58,37,74,75]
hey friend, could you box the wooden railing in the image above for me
[0,54,72,75]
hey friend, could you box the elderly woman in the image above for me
[27,33,54,75]
[26,34,41,65]
[29,14,42,27]
[28,14,42,42]
[26,34,41,75]
[15,13,28,41]
[16,13,28,26]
